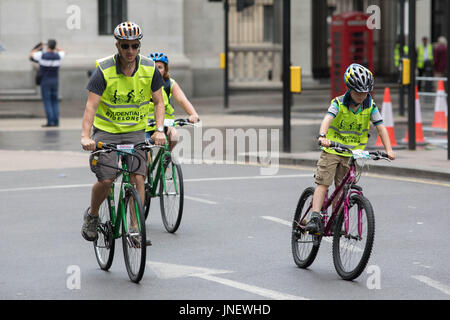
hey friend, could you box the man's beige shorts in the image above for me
[314,151,351,187]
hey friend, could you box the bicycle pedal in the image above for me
[146,239,152,246]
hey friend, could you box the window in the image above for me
[98,0,128,35]
[263,5,274,43]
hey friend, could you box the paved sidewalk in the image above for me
[0,89,449,181]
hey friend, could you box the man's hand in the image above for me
[318,137,331,148]
[152,131,167,146]
[188,114,199,123]
[81,136,96,151]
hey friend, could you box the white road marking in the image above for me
[148,261,307,300]
[184,174,311,183]
[0,174,310,193]
[261,216,291,227]
[0,183,92,193]
[197,273,307,300]
[412,275,450,296]
[184,195,218,205]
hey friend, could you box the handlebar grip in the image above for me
[97,141,104,149]
[91,155,99,166]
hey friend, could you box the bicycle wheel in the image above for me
[332,194,375,281]
[94,197,115,271]
[144,150,156,220]
[291,187,322,269]
[143,176,152,220]
[159,159,184,233]
[121,187,147,283]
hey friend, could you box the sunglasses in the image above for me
[120,43,140,50]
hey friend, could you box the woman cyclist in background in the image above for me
[146,52,199,151]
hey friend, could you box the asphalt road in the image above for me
[0,161,449,300]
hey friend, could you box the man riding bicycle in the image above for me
[80,21,166,241]
[306,63,396,235]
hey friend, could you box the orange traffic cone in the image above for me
[375,87,398,148]
[431,80,448,131]
[402,86,427,145]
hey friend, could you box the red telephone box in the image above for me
[330,11,373,99]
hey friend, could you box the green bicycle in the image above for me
[91,141,149,283]
[143,118,195,233]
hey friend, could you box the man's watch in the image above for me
[316,133,326,139]
[156,126,164,133]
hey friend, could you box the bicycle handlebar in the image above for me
[318,141,390,161]
[147,118,200,128]
[91,141,144,173]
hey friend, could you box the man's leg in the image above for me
[89,179,114,216]
[417,68,424,91]
[40,83,54,126]
[50,83,60,126]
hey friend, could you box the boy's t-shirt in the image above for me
[327,91,383,127]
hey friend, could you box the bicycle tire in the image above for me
[121,187,147,283]
[159,160,184,233]
[143,178,152,220]
[94,197,115,271]
[291,187,322,269]
[332,194,375,281]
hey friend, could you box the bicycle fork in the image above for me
[343,190,364,240]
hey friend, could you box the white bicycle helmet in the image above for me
[344,63,374,93]
[114,21,143,41]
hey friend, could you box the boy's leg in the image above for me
[333,156,351,212]
[306,152,339,234]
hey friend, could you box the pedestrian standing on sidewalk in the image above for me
[434,36,447,92]
[29,39,66,127]
[433,36,447,78]
[417,37,433,92]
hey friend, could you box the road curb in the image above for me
[276,156,450,182]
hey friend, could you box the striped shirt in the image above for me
[32,50,65,84]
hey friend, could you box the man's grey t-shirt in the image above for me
[87,54,164,96]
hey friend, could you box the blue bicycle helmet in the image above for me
[149,52,169,65]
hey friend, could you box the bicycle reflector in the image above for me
[92,155,99,166]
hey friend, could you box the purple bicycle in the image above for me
[291,142,390,280]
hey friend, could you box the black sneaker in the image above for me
[305,212,323,235]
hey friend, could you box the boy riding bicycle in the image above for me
[305,63,396,235]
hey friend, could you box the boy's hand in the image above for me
[386,150,396,160]
[318,137,331,148]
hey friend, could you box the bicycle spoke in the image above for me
[291,187,322,269]
[122,188,146,283]
[333,195,375,280]
[160,162,183,233]
[94,197,115,271]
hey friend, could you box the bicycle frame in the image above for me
[146,143,179,199]
[300,159,363,237]
[107,157,143,239]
